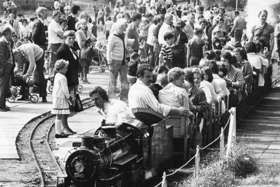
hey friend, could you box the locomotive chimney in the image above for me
[81,136,94,149]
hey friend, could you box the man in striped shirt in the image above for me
[128,64,190,126]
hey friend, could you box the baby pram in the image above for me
[90,40,107,73]
[7,75,39,103]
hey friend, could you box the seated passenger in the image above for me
[233,47,253,85]
[221,50,244,89]
[149,73,168,100]
[89,86,139,126]
[159,67,192,115]
[183,68,207,115]
[128,64,190,126]
[193,68,217,104]
[210,61,230,96]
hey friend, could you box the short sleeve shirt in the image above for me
[251,23,274,48]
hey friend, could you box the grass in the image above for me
[170,140,280,187]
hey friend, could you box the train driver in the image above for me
[89,86,139,126]
[128,64,190,126]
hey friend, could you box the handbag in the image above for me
[74,94,83,112]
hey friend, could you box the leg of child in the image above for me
[61,115,76,134]
[55,115,62,135]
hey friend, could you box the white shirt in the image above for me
[128,79,171,117]
[146,23,156,46]
[97,99,137,126]
[158,22,173,46]
[247,52,262,70]
[48,19,64,44]
[213,74,230,96]
[159,83,190,109]
[52,72,70,99]
[105,20,114,31]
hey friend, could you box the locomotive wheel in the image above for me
[30,95,39,103]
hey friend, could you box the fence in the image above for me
[154,107,237,187]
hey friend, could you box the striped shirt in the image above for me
[128,79,171,117]
[225,66,244,89]
[160,45,173,61]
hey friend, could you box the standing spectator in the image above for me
[158,13,174,46]
[48,10,64,74]
[107,18,129,102]
[0,25,14,112]
[250,10,275,59]
[54,0,61,11]
[32,7,48,50]
[20,19,30,40]
[183,13,195,40]
[159,32,174,69]
[105,16,114,39]
[12,34,22,48]
[187,28,206,67]
[75,19,96,84]
[126,12,142,53]
[97,8,105,32]
[67,4,80,31]
[146,17,157,67]
[7,13,20,37]
[3,0,17,18]
[52,59,75,138]
[173,19,188,68]
[228,11,246,43]
[127,52,139,87]
[57,31,80,97]
[91,21,98,38]
[152,14,164,67]
[13,43,48,102]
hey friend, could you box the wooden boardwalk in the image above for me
[237,87,280,163]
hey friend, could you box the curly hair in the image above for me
[54,59,69,72]
[167,67,184,82]
[89,86,109,102]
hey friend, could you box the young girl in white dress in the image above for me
[51,59,75,138]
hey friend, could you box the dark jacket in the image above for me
[32,19,47,49]
[56,43,80,87]
[189,85,207,114]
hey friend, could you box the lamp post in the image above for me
[236,0,238,10]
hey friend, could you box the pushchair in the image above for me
[7,75,39,103]
[90,40,107,73]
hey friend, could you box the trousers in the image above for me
[0,64,12,109]
[108,60,129,102]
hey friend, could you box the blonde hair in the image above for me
[54,59,69,72]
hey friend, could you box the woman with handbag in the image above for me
[57,30,80,98]
[75,19,97,84]
[51,59,76,138]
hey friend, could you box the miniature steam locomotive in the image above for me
[63,121,173,187]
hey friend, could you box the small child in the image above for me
[159,32,174,69]
[212,30,223,50]
[51,59,75,138]
[139,36,148,63]
[127,52,139,87]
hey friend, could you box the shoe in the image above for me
[55,133,69,138]
[0,108,7,112]
[42,97,47,103]
[5,106,10,111]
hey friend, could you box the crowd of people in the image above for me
[0,0,278,139]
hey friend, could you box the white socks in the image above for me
[55,119,62,134]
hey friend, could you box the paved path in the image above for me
[0,69,109,159]
[237,87,280,163]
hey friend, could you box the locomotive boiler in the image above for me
[63,121,173,187]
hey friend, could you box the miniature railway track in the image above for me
[17,98,94,187]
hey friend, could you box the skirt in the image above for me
[51,97,70,115]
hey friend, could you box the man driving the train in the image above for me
[128,64,190,126]
[89,86,138,126]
